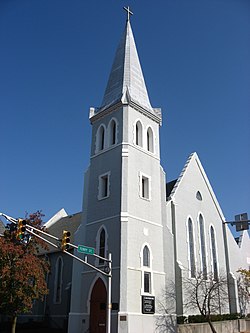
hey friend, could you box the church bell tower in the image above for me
[69,8,175,333]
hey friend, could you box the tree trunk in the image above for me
[11,316,17,333]
[207,319,217,333]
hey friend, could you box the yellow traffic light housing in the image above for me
[16,219,27,240]
[61,230,71,250]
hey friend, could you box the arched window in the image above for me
[96,125,106,152]
[142,245,152,294]
[188,218,196,278]
[143,245,150,267]
[146,127,154,153]
[199,214,207,279]
[100,126,105,150]
[210,226,218,280]
[135,121,143,147]
[99,229,105,258]
[98,228,106,265]
[54,256,63,304]
[196,191,202,201]
[109,119,117,146]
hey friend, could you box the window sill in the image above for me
[98,195,110,201]
[139,196,151,202]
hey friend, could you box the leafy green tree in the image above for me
[0,211,49,333]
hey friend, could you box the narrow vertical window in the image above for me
[142,245,151,294]
[100,126,105,150]
[142,177,147,198]
[210,226,218,280]
[98,172,110,200]
[135,121,143,147]
[188,218,196,277]
[54,257,63,304]
[96,125,106,152]
[144,272,151,293]
[143,246,150,267]
[102,176,108,197]
[199,214,207,279]
[147,127,154,153]
[136,124,139,145]
[99,229,106,264]
[140,174,150,200]
[111,120,116,145]
[108,119,118,146]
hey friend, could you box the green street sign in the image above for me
[77,245,95,255]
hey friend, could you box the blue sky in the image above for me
[0,0,249,234]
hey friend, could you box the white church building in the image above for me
[65,10,249,333]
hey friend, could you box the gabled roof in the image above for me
[167,152,225,221]
[46,212,82,239]
[44,208,68,228]
[40,211,82,254]
[167,153,194,200]
[166,179,177,199]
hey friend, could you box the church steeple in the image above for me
[70,10,168,333]
[89,9,161,124]
[100,12,154,113]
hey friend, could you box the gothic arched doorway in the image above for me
[89,278,107,333]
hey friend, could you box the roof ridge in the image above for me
[167,152,196,199]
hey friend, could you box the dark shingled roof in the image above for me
[166,179,178,199]
[39,212,82,254]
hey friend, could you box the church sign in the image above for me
[142,296,155,314]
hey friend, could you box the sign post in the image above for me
[106,253,112,333]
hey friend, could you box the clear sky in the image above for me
[0,0,249,235]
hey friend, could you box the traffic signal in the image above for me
[16,219,27,240]
[61,230,71,250]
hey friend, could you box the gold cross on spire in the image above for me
[123,6,133,22]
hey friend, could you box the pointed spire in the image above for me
[101,13,153,112]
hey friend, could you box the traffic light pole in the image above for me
[106,252,112,333]
[0,212,112,333]
[61,249,112,333]
[28,228,60,249]
[62,248,111,277]
[0,212,61,243]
